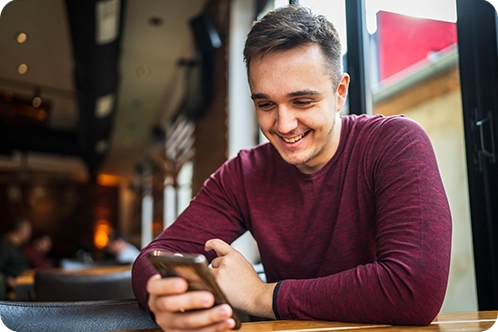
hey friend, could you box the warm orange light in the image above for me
[94,229,109,249]
[98,174,122,186]
[93,219,112,249]
[152,220,163,234]
[36,109,48,121]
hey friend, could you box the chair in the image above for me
[0,273,6,300]
[0,299,158,331]
[34,268,135,301]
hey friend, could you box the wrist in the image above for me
[247,282,277,319]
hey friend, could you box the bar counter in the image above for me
[112,310,497,332]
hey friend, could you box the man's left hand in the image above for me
[205,238,276,319]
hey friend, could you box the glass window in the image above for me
[366,0,476,313]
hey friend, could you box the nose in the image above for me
[276,106,298,134]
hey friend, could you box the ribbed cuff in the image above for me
[272,281,283,320]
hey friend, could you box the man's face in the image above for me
[249,44,349,173]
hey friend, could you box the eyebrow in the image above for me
[251,89,321,100]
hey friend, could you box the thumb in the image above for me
[205,238,233,257]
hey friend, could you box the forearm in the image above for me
[274,257,449,325]
[131,250,157,311]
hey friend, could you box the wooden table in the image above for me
[15,264,132,301]
[112,311,497,332]
[15,268,37,301]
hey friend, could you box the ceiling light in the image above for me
[137,66,150,77]
[16,33,28,44]
[96,0,120,45]
[32,96,42,108]
[18,64,28,74]
[95,93,114,118]
[31,88,42,108]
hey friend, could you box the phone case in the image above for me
[147,250,242,330]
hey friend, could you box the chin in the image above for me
[281,154,311,167]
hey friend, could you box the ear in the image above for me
[336,73,350,111]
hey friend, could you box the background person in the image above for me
[23,231,54,269]
[0,218,32,299]
[131,5,452,331]
[105,230,140,264]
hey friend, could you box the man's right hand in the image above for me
[146,274,237,332]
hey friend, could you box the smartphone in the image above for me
[147,250,242,330]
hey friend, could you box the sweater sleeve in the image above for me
[274,117,452,325]
[131,156,249,311]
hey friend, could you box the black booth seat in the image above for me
[34,268,134,302]
[0,299,158,332]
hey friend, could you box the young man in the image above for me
[132,5,452,331]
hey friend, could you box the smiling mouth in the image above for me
[281,131,310,144]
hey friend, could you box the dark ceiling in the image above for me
[0,0,210,183]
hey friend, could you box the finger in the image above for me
[210,256,222,269]
[152,290,215,313]
[157,304,235,331]
[188,318,237,332]
[158,318,235,332]
[205,238,232,257]
[146,274,188,296]
[184,304,235,331]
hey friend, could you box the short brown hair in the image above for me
[243,5,343,87]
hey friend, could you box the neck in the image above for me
[296,113,342,174]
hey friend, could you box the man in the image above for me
[0,218,32,299]
[132,5,452,331]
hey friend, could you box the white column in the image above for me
[164,185,176,229]
[141,194,153,248]
[228,0,260,264]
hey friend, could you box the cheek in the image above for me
[256,112,274,131]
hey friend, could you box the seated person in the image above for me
[131,4,452,331]
[23,231,54,269]
[105,231,140,264]
[0,218,32,299]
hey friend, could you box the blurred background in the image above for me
[0,0,497,313]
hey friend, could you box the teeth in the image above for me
[283,134,304,143]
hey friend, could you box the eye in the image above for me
[293,99,313,108]
[256,101,275,111]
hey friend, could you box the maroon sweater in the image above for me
[132,114,452,325]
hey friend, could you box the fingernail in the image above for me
[219,305,227,315]
[226,318,236,329]
[219,304,231,317]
